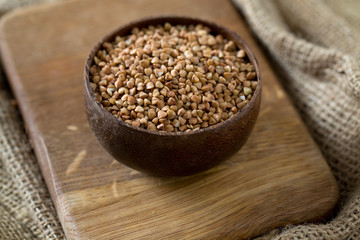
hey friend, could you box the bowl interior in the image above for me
[84,16,262,136]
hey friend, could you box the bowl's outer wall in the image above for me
[85,85,261,176]
[84,16,262,176]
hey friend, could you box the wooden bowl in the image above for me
[84,16,262,176]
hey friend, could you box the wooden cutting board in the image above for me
[0,0,338,239]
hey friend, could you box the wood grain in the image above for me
[0,0,338,239]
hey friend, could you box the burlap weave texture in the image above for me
[233,0,360,239]
[0,0,359,239]
[0,2,64,240]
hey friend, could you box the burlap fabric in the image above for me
[0,1,64,240]
[0,87,64,240]
[0,0,359,239]
[233,0,360,239]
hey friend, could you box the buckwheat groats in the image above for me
[89,22,257,132]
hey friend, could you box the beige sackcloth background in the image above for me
[0,0,359,239]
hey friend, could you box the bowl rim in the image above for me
[84,15,262,136]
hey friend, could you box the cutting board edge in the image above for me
[0,8,67,220]
[55,169,339,240]
[0,0,340,239]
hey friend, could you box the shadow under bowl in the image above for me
[84,16,262,176]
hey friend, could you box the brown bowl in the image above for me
[84,16,262,176]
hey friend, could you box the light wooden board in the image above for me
[0,0,338,239]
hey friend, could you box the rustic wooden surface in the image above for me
[0,0,338,239]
